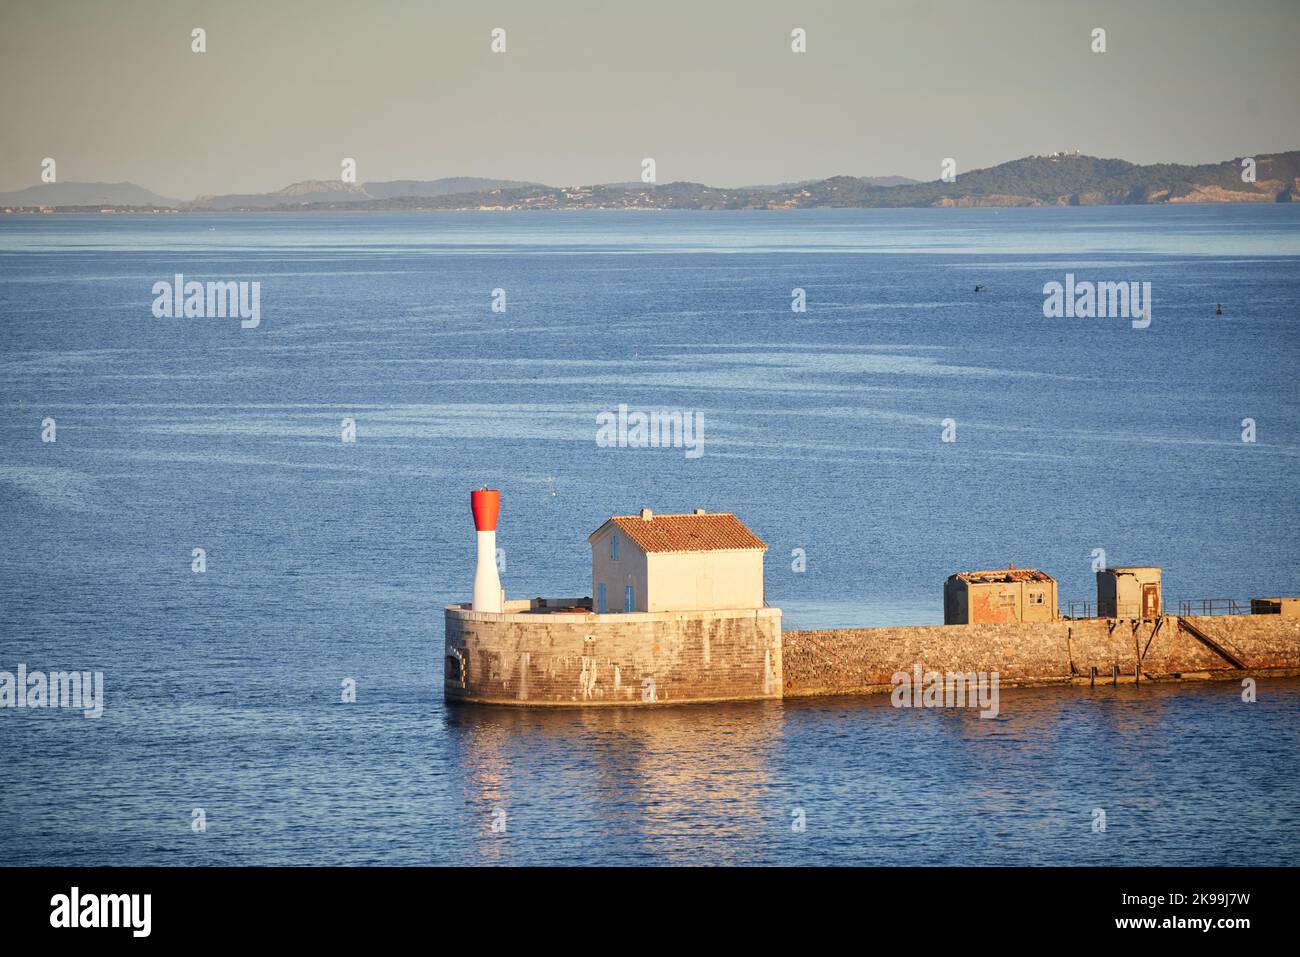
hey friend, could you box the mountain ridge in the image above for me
[0,181,179,207]
[190,177,544,209]
[3,151,1296,211]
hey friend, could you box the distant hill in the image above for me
[191,176,540,209]
[191,180,371,209]
[798,152,1300,208]
[6,152,1296,212]
[0,181,178,207]
[362,177,541,199]
[740,175,918,192]
[861,175,918,189]
[239,152,1299,211]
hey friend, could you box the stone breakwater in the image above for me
[444,603,782,706]
[782,615,1300,697]
[443,602,1300,706]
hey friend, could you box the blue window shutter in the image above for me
[597,583,606,614]
[625,584,634,612]
[611,535,618,560]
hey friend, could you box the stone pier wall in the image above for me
[783,615,1300,697]
[445,604,782,706]
[445,606,1300,706]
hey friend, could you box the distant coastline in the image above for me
[3,149,1297,214]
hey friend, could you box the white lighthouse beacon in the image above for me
[471,488,503,613]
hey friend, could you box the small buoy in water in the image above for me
[974,284,984,293]
[1216,303,1223,315]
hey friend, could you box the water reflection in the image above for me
[440,680,1300,865]
[444,701,787,864]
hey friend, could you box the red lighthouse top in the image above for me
[471,489,500,531]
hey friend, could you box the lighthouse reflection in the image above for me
[443,701,789,864]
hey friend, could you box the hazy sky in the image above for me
[2,0,1298,197]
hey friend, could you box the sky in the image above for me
[1,0,1298,198]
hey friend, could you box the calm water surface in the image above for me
[1,207,1297,864]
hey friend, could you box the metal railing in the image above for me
[1176,598,1249,617]
[1066,601,1144,619]
[1068,598,1258,618]
[1066,600,1096,619]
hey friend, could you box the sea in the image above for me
[1,205,1297,865]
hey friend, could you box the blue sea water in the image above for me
[0,206,1297,865]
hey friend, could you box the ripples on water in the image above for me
[1,207,1297,864]
[2,679,1297,865]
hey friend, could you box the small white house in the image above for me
[587,509,767,613]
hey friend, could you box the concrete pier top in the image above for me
[445,600,781,625]
[444,601,1300,707]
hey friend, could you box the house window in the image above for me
[625,584,635,612]
[1029,591,1045,605]
[611,535,619,561]
[597,583,606,614]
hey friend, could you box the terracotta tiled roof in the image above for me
[600,513,767,553]
[951,568,1054,584]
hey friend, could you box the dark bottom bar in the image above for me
[1,866,1283,941]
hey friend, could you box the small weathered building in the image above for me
[944,567,1058,625]
[1251,597,1300,618]
[587,509,767,613]
[1097,566,1162,619]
